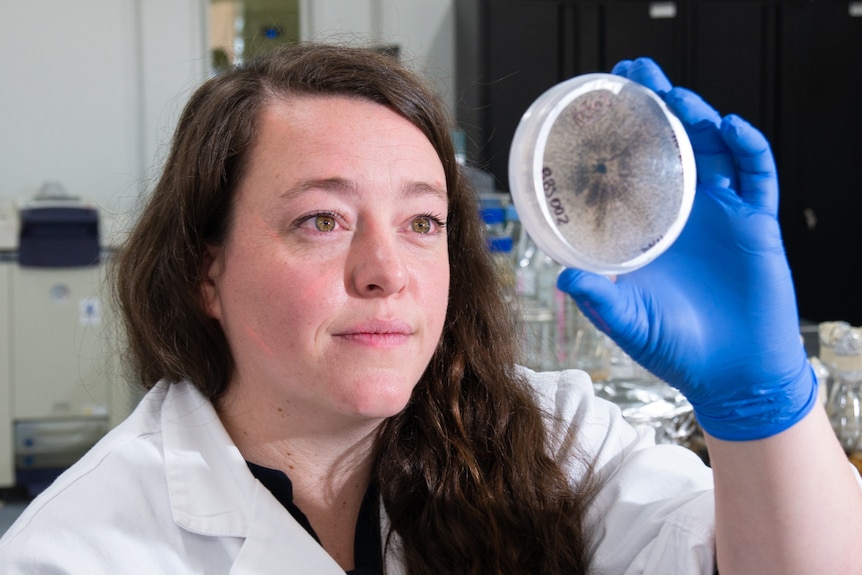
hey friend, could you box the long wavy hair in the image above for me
[112,42,596,574]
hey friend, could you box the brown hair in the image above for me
[113,42,595,574]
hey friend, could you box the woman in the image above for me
[1,42,860,574]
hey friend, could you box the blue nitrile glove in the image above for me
[557,57,818,441]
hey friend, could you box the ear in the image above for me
[200,244,224,320]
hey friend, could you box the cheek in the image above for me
[424,266,450,331]
[264,264,344,324]
[237,266,344,359]
[222,245,339,325]
[257,266,340,325]
[297,271,339,303]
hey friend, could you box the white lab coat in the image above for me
[0,368,716,574]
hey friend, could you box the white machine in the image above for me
[0,201,13,490]
[0,187,132,494]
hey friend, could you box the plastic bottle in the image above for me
[480,205,511,254]
[480,204,516,296]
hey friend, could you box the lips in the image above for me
[334,320,414,346]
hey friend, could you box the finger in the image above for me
[720,114,778,214]
[664,88,723,151]
[613,57,672,96]
[664,87,736,190]
[610,59,633,76]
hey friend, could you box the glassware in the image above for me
[820,321,862,454]
[517,299,558,372]
[508,73,696,275]
[514,228,561,371]
[566,304,611,381]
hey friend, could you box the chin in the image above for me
[338,374,419,420]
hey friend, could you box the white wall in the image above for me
[381,0,456,115]
[0,0,454,223]
[137,0,210,191]
[303,0,456,122]
[0,0,209,221]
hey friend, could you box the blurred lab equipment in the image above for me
[514,220,562,372]
[486,197,701,454]
[0,183,130,495]
[593,341,701,452]
[819,321,862,455]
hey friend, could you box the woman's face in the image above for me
[202,95,450,431]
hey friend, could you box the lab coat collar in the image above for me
[157,381,346,573]
[380,505,407,575]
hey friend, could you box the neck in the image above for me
[216,390,380,570]
[256,436,377,570]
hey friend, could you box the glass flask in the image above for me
[517,299,558,371]
[820,321,862,454]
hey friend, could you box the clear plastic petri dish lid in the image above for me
[509,73,696,275]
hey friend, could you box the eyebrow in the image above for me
[402,181,448,201]
[279,177,350,200]
[280,177,448,202]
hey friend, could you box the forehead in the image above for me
[237,95,448,203]
[248,95,440,164]
[257,94,423,140]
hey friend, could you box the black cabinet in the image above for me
[778,1,862,325]
[456,0,862,324]
[455,1,566,188]
[455,0,687,187]
[688,1,777,138]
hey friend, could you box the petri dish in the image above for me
[508,73,696,275]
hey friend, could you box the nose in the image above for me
[347,224,408,297]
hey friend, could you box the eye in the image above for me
[410,214,446,235]
[294,211,344,233]
[313,214,337,232]
[411,216,432,234]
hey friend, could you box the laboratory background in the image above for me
[1,0,860,534]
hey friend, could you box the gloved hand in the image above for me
[557,57,818,441]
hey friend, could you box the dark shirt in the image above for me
[247,461,383,575]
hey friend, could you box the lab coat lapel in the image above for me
[162,381,252,537]
[161,381,345,573]
[229,479,345,574]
